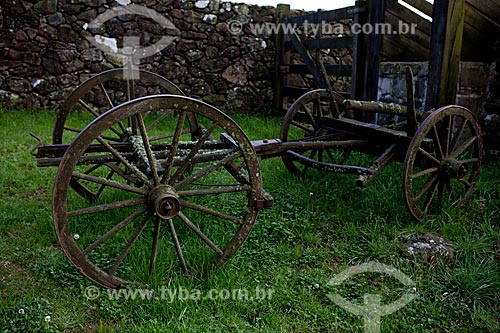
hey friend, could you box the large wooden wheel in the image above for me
[53,68,200,200]
[403,106,483,220]
[280,89,352,175]
[52,95,263,288]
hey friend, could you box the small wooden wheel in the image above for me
[52,95,262,288]
[403,106,483,220]
[53,68,200,200]
[280,89,352,175]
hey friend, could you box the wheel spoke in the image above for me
[149,129,192,142]
[418,148,440,165]
[149,216,161,275]
[302,149,317,175]
[457,158,480,164]
[67,197,146,218]
[432,125,444,159]
[445,115,453,156]
[174,150,242,190]
[179,199,243,225]
[178,212,223,256]
[96,136,152,188]
[325,148,336,162]
[178,185,251,197]
[136,113,160,185]
[95,168,116,198]
[450,136,477,159]
[145,110,173,132]
[63,126,83,134]
[79,99,123,137]
[459,178,472,188]
[422,178,439,213]
[161,110,187,184]
[100,83,115,108]
[71,171,147,195]
[450,119,468,153]
[303,105,318,130]
[64,126,122,143]
[415,174,439,201]
[171,121,218,184]
[411,167,439,180]
[291,120,315,134]
[82,163,105,175]
[100,83,126,133]
[82,206,147,255]
[104,162,141,185]
[167,219,188,274]
[438,179,445,205]
[109,213,151,275]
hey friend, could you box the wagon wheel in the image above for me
[53,68,200,200]
[52,95,262,288]
[403,106,483,220]
[280,89,352,175]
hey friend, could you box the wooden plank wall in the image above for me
[383,0,500,62]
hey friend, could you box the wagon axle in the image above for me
[148,185,180,219]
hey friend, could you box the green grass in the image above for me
[0,109,499,332]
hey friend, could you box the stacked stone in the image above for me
[0,0,280,114]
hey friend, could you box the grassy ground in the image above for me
[0,108,499,332]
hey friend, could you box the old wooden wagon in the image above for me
[32,66,482,288]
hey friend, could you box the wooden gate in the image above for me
[273,0,386,114]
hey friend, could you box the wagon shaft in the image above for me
[35,141,237,168]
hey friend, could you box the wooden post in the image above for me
[426,0,466,110]
[273,4,290,115]
[352,0,385,102]
[364,0,385,102]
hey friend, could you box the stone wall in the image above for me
[483,32,500,151]
[1,0,498,150]
[0,0,292,114]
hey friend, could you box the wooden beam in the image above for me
[287,6,360,24]
[402,0,434,17]
[426,0,466,109]
[288,31,325,89]
[383,10,431,60]
[285,36,354,51]
[273,4,290,115]
[287,64,352,76]
[385,0,432,35]
[364,0,386,101]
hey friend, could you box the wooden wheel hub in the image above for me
[148,185,180,219]
[441,159,468,179]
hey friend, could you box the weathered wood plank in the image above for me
[466,0,500,26]
[274,4,290,114]
[385,0,432,35]
[382,10,431,60]
[440,0,466,106]
[426,0,466,109]
[383,34,430,61]
[401,0,434,17]
[287,64,352,76]
[287,6,360,24]
[285,36,354,51]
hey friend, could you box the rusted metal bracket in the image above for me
[29,132,44,157]
[255,191,275,209]
[356,144,397,187]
